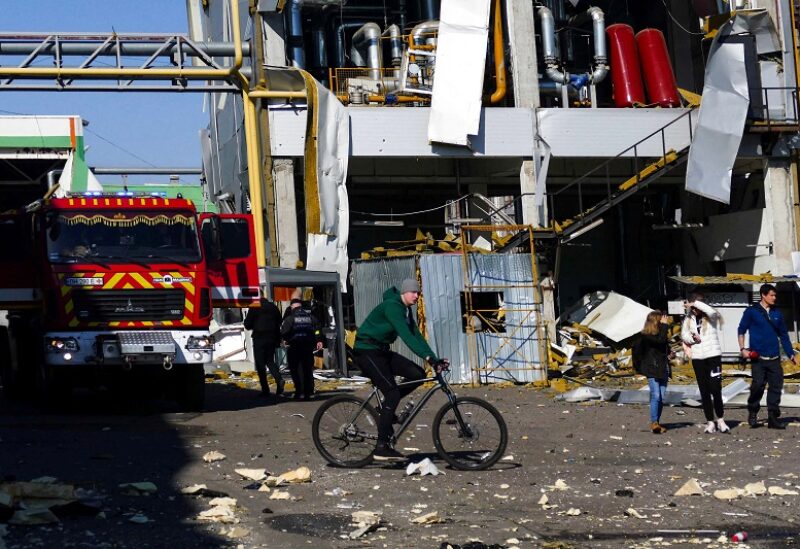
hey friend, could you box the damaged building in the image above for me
[2,1,799,381]
[189,0,800,375]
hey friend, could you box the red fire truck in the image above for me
[0,192,259,410]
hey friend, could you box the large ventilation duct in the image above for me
[383,24,402,67]
[588,6,608,84]
[538,6,566,84]
[350,22,383,79]
[411,20,439,47]
[286,0,306,68]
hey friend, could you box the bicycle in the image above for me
[311,361,508,470]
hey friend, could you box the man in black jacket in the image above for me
[244,291,284,399]
[281,298,323,400]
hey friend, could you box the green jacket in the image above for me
[355,287,437,361]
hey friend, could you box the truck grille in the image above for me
[72,289,185,321]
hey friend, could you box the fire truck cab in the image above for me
[0,192,259,410]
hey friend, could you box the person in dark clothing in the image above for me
[353,278,448,462]
[281,298,322,400]
[738,284,800,429]
[634,311,671,434]
[243,293,284,399]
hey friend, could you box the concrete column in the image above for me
[273,158,300,268]
[763,158,798,274]
[506,0,542,227]
[262,11,302,267]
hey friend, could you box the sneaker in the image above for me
[650,422,666,434]
[372,445,406,462]
[704,421,716,434]
[716,418,730,433]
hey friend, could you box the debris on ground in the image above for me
[348,510,382,539]
[180,484,229,498]
[406,458,442,477]
[197,497,239,524]
[202,451,227,463]
[277,466,312,484]
[410,511,445,524]
[674,478,705,497]
[234,468,268,482]
[118,482,157,496]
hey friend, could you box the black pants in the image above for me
[355,349,426,444]
[253,340,282,394]
[287,341,315,398]
[692,355,724,421]
[748,357,783,414]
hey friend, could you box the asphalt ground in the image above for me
[1,378,799,548]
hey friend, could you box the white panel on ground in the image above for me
[427,0,491,146]
[685,41,749,204]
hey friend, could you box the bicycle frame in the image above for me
[357,369,473,445]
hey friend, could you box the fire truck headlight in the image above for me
[186,336,213,350]
[46,337,80,353]
[63,352,73,361]
[192,352,203,361]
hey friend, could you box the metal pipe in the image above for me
[250,88,307,99]
[537,6,566,84]
[411,20,439,47]
[311,11,328,69]
[0,1,244,82]
[286,0,306,69]
[243,91,267,268]
[588,6,608,84]
[489,0,506,104]
[333,19,373,68]
[383,24,402,67]
[351,22,382,79]
[0,38,250,57]
[420,0,438,21]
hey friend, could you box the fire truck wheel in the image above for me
[176,364,206,412]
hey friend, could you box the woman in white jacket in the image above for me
[682,293,729,433]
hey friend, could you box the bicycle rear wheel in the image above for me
[312,395,380,468]
[432,396,507,470]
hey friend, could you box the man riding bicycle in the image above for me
[354,278,447,462]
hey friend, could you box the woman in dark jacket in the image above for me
[636,311,671,434]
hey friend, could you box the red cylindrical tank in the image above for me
[636,28,681,107]
[606,23,646,108]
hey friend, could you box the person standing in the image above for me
[354,278,447,462]
[635,311,671,434]
[243,291,284,399]
[682,294,729,433]
[738,284,800,429]
[281,298,322,400]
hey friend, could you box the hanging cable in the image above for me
[351,193,472,217]
[661,0,706,36]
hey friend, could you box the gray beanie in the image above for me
[400,278,421,294]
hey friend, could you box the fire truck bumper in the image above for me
[44,330,214,367]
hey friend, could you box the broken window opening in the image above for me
[460,291,506,334]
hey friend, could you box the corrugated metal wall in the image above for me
[421,254,543,384]
[351,257,418,361]
[352,254,545,384]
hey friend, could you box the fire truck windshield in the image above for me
[46,211,202,264]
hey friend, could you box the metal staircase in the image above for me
[498,107,697,250]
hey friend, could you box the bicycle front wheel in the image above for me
[432,396,508,470]
[312,395,380,468]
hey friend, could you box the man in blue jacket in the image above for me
[738,284,800,429]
